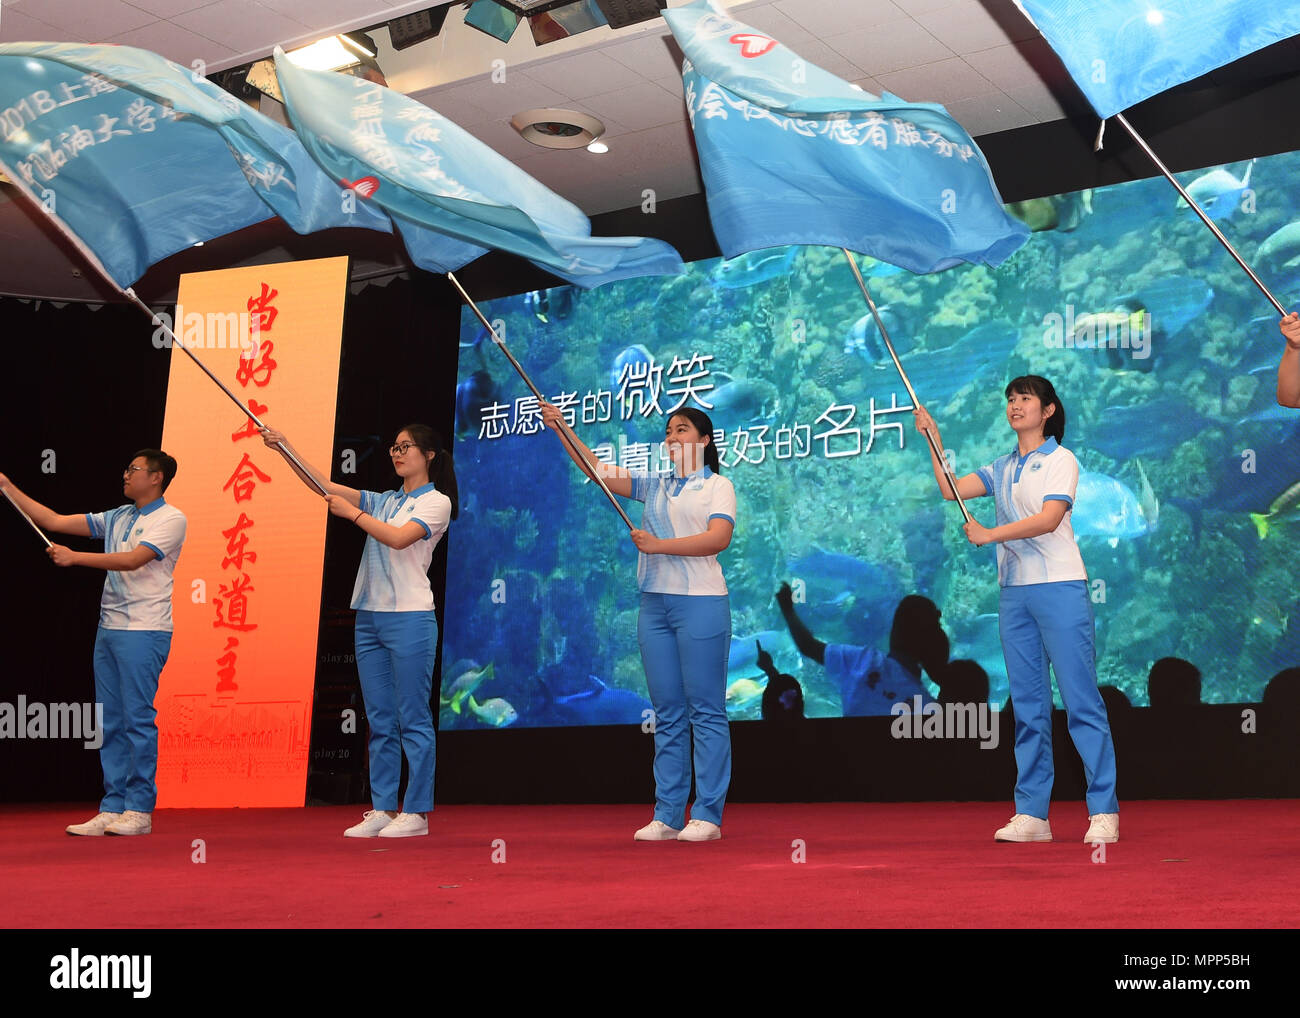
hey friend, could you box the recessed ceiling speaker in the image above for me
[511,108,606,149]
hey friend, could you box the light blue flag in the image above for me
[1016,0,1300,119]
[662,0,1028,273]
[0,42,393,289]
[272,49,684,288]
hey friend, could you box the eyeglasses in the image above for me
[123,465,153,477]
[390,442,418,457]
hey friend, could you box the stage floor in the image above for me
[2,801,1297,929]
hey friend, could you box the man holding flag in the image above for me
[1,452,186,837]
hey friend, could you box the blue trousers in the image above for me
[637,593,732,828]
[999,581,1119,818]
[354,610,438,814]
[93,627,171,814]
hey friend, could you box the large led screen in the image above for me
[443,151,1300,729]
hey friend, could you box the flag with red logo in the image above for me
[662,0,1027,273]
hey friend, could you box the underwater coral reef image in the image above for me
[441,149,1300,729]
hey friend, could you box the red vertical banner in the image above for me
[157,257,348,806]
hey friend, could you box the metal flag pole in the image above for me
[1114,112,1287,317]
[446,272,635,531]
[2,486,54,548]
[0,156,329,498]
[121,290,329,497]
[842,249,974,524]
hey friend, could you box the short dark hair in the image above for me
[1005,375,1066,443]
[133,449,177,492]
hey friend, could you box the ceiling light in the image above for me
[587,139,609,153]
[286,36,364,71]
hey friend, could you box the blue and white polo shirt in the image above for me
[626,466,736,596]
[975,437,1086,587]
[85,498,187,631]
[351,483,452,612]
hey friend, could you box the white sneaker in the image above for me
[66,812,122,837]
[104,811,152,836]
[677,819,721,842]
[377,812,428,838]
[994,813,1052,842]
[344,810,396,838]
[634,820,682,841]
[1084,813,1119,844]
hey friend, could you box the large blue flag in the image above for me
[0,42,394,289]
[1015,1,1300,119]
[272,49,684,289]
[662,0,1027,273]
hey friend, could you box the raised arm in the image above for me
[912,407,988,502]
[0,473,91,537]
[776,582,826,666]
[259,428,361,507]
[537,401,633,498]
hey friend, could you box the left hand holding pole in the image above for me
[325,494,356,519]
[46,544,77,566]
[963,520,994,546]
[629,528,661,554]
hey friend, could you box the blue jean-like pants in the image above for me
[999,581,1119,818]
[637,593,732,828]
[354,610,438,814]
[93,627,171,814]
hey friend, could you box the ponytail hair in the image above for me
[1005,375,1066,444]
[400,422,459,520]
[668,407,721,473]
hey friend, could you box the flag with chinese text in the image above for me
[662,0,1028,273]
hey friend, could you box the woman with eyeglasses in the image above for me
[261,424,457,839]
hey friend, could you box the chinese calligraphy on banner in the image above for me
[157,257,348,807]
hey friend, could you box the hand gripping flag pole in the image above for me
[446,272,635,532]
[842,250,974,524]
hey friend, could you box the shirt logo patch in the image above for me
[1030,462,1043,472]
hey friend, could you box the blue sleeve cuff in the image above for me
[414,518,432,541]
[707,513,734,526]
[140,541,164,561]
[976,469,993,496]
[85,513,100,538]
[1043,494,1073,505]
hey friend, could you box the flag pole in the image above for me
[1114,113,1287,316]
[842,249,974,523]
[2,486,54,549]
[119,290,328,498]
[446,272,635,532]
[0,156,328,498]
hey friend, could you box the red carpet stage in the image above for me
[3,800,1297,929]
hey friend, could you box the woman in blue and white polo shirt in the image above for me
[539,402,736,843]
[914,376,1118,846]
[262,423,456,840]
